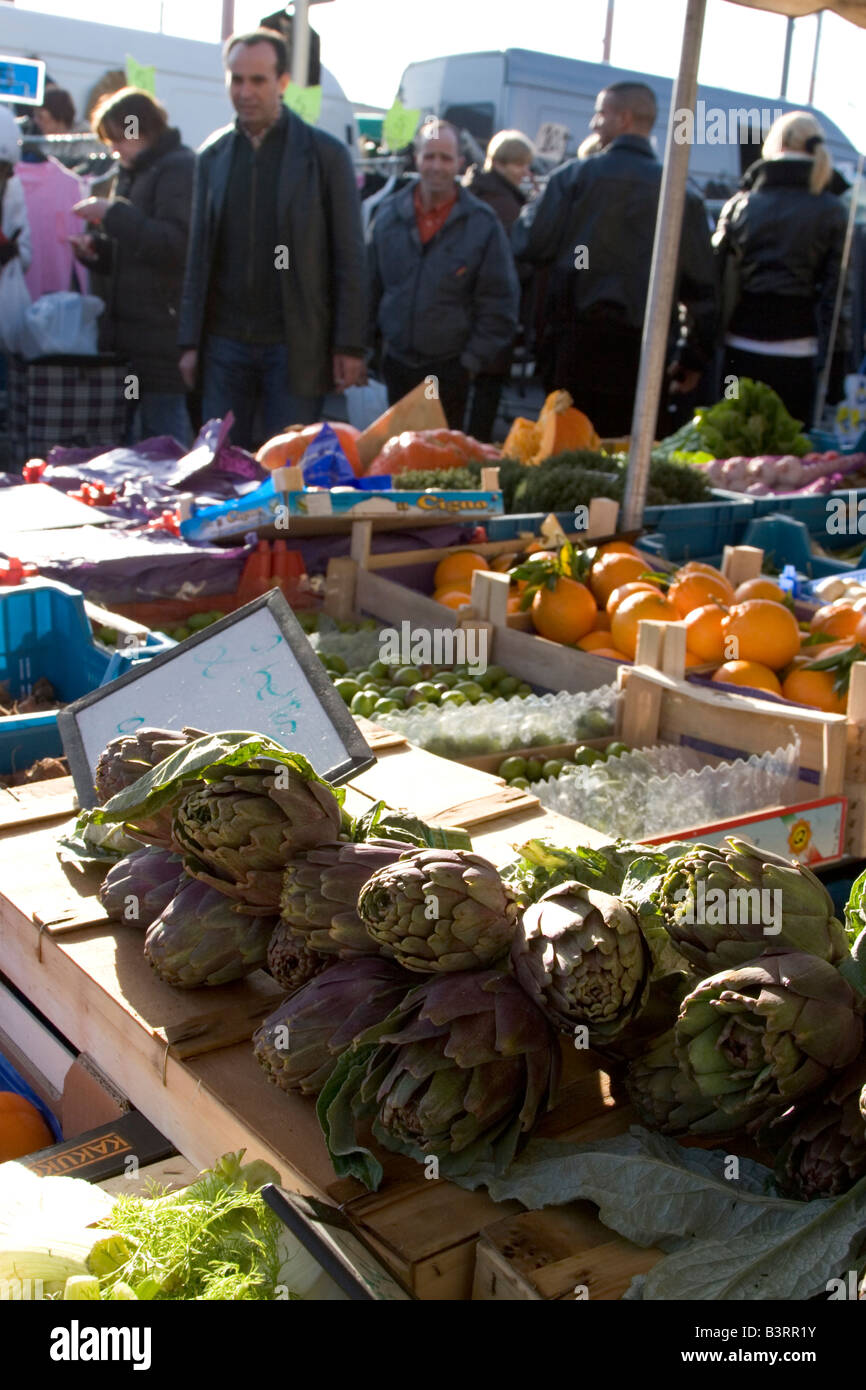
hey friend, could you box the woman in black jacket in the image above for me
[713,111,847,425]
[71,87,194,445]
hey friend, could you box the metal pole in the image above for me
[292,0,311,88]
[780,16,795,99]
[808,12,823,106]
[221,0,235,42]
[602,0,615,63]
[813,153,864,429]
[621,0,707,532]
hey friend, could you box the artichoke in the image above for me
[511,880,650,1043]
[770,1058,866,1200]
[675,951,864,1124]
[280,840,412,956]
[656,838,849,974]
[253,958,413,1095]
[318,971,560,1188]
[94,727,204,845]
[98,846,186,928]
[626,1030,751,1136]
[172,762,343,913]
[266,921,334,994]
[358,848,519,972]
[144,877,276,987]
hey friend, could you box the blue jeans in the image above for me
[201,335,324,451]
[129,393,193,449]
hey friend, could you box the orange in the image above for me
[506,594,523,615]
[667,571,734,617]
[711,660,783,695]
[610,590,679,659]
[434,550,488,591]
[589,647,631,662]
[721,600,801,671]
[679,561,733,586]
[606,580,662,616]
[734,577,787,603]
[0,1091,54,1162]
[578,629,619,651]
[434,590,472,610]
[531,577,597,644]
[684,650,705,669]
[590,608,611,632]
[809,599,866,641]
[594,541,641,559]
[684,604,726,663]
[590,552,651,606]
[491,553,519,572]
[781,667,848,714]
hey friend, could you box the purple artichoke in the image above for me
[266,921,334,994]
[626,1030,752,1136]
[94,727,203,845]
[279,839,413,956]
[98,846,187,928]
[772,1058,866,1200]
[253,958,413,1096]
[144,877,276,987]
[318,971,560,1188]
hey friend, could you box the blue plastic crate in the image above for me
[642,495,755,561]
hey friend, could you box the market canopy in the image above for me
[725,0,866,24]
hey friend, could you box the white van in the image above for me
[397,48,861,197]
[0,3,357,151]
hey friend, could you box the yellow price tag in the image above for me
[125,56,156,95]
[283,84,323,126]
[382,99,420,152]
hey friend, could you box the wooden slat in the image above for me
[0,776,77,829]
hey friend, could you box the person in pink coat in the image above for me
[19,130,88,298]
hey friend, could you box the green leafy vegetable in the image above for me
[662,379,812,460]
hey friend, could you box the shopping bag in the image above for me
[7,353,132,457]
[18,290,103,360]
[0,256,32,353]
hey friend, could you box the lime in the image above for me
[517,682,534,696]
[188,611,215,631]
[604,741,630,760]
[374,697,400,714]
[454,680,484,702]
[496,675,520,697]
[542,759,564,780]
[577,709,613,739]
[436,670,460,688]
[406,682,441,706]
[393,665,420,687]
[334,677,362,703]
[350,690,379,717]
[386,686,410,708]
[524,758,543,781]
[172,626,191,641]
[322,653,348,675]
[508,776,531,789]
[368,660,390,680]
[574,746,604,766]
[440,690,467,707]
[479,664,508,690]
[497,756,527,780]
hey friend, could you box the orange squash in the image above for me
[256,422,363,476]
[366,429,500,477]
[0,1091,54,1162]
[501,391,600,465]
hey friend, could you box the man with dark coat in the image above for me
[512,82,718,437]
[177,28,367,450]
[368,118,519,431]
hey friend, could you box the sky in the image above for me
[12,0,866,150]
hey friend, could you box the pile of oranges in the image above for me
[429,542,862,716]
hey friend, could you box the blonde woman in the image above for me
[713,111,846,422]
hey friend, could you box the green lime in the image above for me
[393,665,420,687]
[172,626,191,641]
[440,690,467,707]
[517,682,533,696]
[542,759,564,779]
[367,660,389,680]
[435,670,460,688]
[604,741,630,759]
[406,682,441,706]
[386,686,410,707]
[350,690,379,717]
[496,675,520,698]
[498,756,527,780]
[577,709,613,739]
[334,677,362,703]
[479,664,508,690]
[574,746,604,766]
[187,611,215,631]
[374,697,400,714]
[454,680,484,702]
[524,758,543,781]
[508,776,531,789]
[323,653,348,675]
[363,679,390,695]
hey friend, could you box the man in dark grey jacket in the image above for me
[368,119,519,430]
[177,28,366,450]
[512,82,717,437]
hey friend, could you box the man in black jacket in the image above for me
[368,119,519,430]
[512,82,717,437]
[177,28,366,450]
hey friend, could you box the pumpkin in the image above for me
[366,429,501,477]
[502,391,600,465]
[0,1091,54,1162]
[256,422,363,476]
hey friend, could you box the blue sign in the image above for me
[0,56,45,106]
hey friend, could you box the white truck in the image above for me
[0,3,357,151]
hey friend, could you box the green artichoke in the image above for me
[94,727,204,845]
[253,958,413,1096]
[358,848,519,972]
[626,1030,752,1136]
[144,877,276,987]
[318,971,560,1188]
[266,921,334,994]
[280,840,412,956]
[675,951,864,1124]
[511,880,650,1043]
[172,762,343,913]
[770,1058,866,1200]
[655,837,849,974]
[98,846,186,928]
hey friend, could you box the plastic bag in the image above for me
[18,290,103,360]
[344,377,388,430]
[299,422,356,487]
[0,256,32,353]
